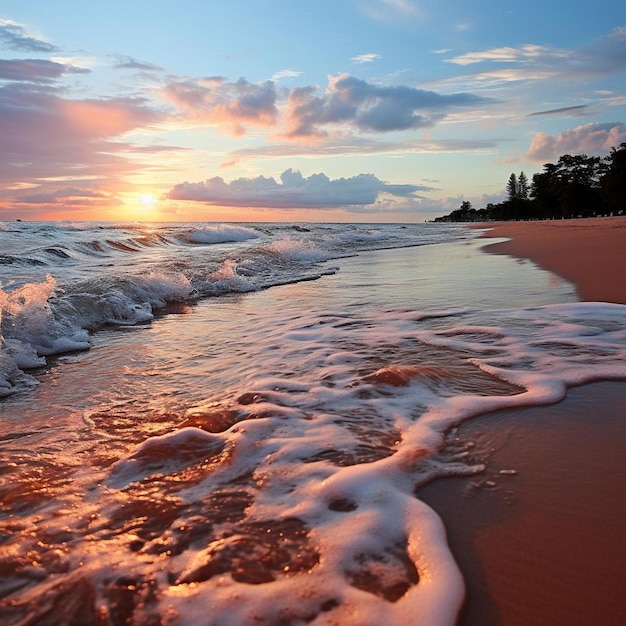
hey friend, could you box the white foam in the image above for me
[100,302,619,623]
[128,270,194,308]
[265,236,332,262]
[201,259,257,295]
[3,298,626,621]
[162,301,626,623]
[0,270,196,392]
[184,224,260,244]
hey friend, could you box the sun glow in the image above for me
[139,193,158,209]
[113,191,164,221]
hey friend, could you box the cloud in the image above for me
[0,19,57,53]
[168,169,433,209]
[581,26,626,75]
[351,53,381,64]
[16,186,109,204]
[527,105,591,117]
[162,72,488,140]
[113,56,163,72]
[425,27,626,106]
[447,44,566,66]
[526,122,626,162]
[271,69,302,81]
[0,79,165,206]
[283,73,490,139]
[444,27,626,85]
[0,58,90,83]
[162,77,278,134]
[50,55,99,70]
[120,144,190,154]
[223,136,498,166]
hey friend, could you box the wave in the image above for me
[0,222,477,396]
[181,224,260,245]
[0,271,196,396]
[0,246,339,395]
[0,254,46,267]
[264,236,333,262]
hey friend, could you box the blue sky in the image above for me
[1,0,625,222]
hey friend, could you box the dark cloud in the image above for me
[168,168,433,209]
[162,73,488,139]
[283,74,489,138]
[0,19,58,53]
[0,58,89,83]
[527,105,591,117]
[0,45,181,216]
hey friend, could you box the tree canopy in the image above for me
[435,143,626,222]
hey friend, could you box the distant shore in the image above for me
[473,216,626,304]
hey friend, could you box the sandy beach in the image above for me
[421,216,626,625]
[476,215,626,304]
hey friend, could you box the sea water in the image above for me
[1,222,625,625]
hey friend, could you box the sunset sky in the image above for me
[1,1,625,222]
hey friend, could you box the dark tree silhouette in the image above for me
[601,143,626,214]
[506,173,518,201]
[518,171,529,200]
[435,143,626,222]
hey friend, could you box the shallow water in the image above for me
[1,226,626,625]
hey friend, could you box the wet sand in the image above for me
[476,216,626,304]
[420,217,626,625]
[419,382,626,626]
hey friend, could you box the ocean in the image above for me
[1,221,625,625]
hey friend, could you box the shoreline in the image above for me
[420,217,626,624]
[419,380,626,626]
[473,215,626,304]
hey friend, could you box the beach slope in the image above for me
[420,216,626,625]
[476,216,626,304]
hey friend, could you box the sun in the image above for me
[117,190,163,221]
[139,193,158,209]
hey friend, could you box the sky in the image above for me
[1,0,625,223]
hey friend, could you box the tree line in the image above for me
[434,142,626,222]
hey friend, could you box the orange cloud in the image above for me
[0,79,164,219]
[60,99,159,138]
